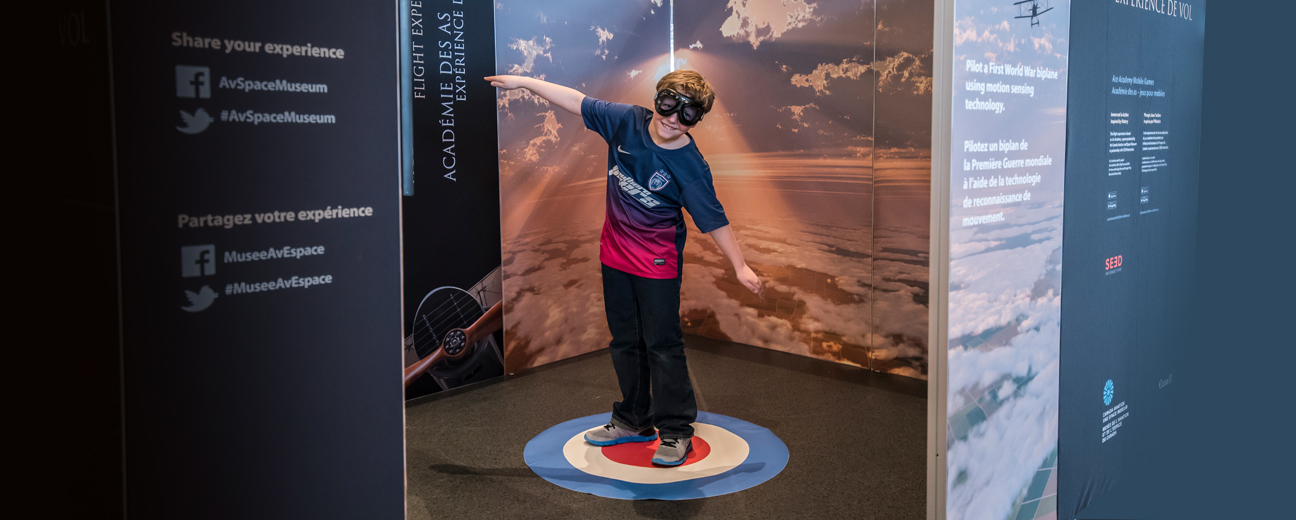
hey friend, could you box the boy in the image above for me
[486,71,762,465]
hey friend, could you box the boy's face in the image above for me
[651,109,695,142]
[650,87,704,142]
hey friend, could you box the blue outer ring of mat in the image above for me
[523,411,789,500]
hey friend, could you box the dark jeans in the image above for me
[601,264,696,440]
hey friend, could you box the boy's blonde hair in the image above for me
[656,70,715,114]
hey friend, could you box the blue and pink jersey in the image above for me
[582,97,727,279]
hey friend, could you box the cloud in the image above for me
[778,103,819,127]
[520,111,562,163]
[592,26,614,60]
[1002,35,1019,53]
[689,40,704,50]
[956,17,1062,60]
[650,0,663,6]
[875,51,933,95]
[627,69,643,79]
[947,354,1058,520]
[955,19,1010,46]
[790,52,931,96]
[1031,34,1055,54]
[790,59,870,94]
[507,36,553,75]
[948,240,1060,339]
[720,0,823,49]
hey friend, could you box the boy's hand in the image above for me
[736,264,764,298]
[485,75,525,90]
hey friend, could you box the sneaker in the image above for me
[583,423,657,446]
[651,437,692,466]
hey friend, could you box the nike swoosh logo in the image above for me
[617,145,631,155]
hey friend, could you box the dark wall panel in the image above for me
[111,1,406,516]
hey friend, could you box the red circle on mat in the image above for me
[601,437,712,467]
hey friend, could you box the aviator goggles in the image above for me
[653,88,705,126]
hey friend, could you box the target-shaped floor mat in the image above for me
[523,412,789,500]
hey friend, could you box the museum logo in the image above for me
[1105,254,1123,275]
[175,65,211,98]
[181,244,216,277]
[176,108,214,134]
[181,285,218,313]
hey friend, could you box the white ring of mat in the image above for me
[562,422,750,484]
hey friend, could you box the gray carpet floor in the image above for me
[404,335,927,519]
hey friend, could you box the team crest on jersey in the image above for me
[649,171,671,191]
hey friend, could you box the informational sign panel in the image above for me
[1058,1,1205,516]
[942,1,1070,519]
[110,1,405,516]
[401,0,503,400]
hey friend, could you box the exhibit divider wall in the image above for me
[930,1,1206,519]
[1057,1,1204,516]
[930,1,1072,518]
[400,0,506,401]
[111,0,406,516]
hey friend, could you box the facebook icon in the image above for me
[175,65,211,98]
[181,245,216,277]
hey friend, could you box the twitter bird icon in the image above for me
[177,108,214,134]
[182,285,218,312]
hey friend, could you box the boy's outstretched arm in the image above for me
[485,75,585,116]
[708,225,764,296]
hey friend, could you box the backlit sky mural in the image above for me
[495,0,932,379]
